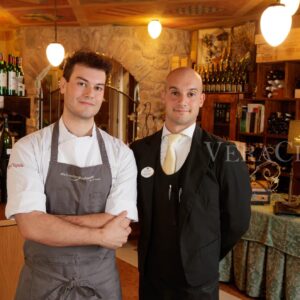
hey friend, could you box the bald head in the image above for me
[165,67,203,92]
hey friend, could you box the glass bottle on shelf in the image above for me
[210,63,216,93]
[206,65,211,93]
[241,65,249,93]
[0,114,13,203]
[7,54,17,96]
[231,62,239,93]
[225,61,232,92]
[202,68,207,93]
[215,63,221,93]
[0,53,7,96]
[16,57,25,96]
[220,63,226,93]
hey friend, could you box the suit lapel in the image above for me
[179,126,214,227]
[138,130,162,228]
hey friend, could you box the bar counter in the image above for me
[0,203,24,300]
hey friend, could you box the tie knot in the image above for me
[167,134,182,146]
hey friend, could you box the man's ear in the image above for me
[199,93,205,107]
[59,77,67,94]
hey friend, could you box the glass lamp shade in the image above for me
[46,42,65,67]
[280,0,300,15]
[148,20,162,39]
[260,4,292,47]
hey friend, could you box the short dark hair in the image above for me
[62,49,112,81]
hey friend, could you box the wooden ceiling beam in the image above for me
[67,0,88,26]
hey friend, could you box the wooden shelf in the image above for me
[3,96,30,119]
[251,97,296,102]
[214,122,230,127]
[238,132,264,137]
[266,133,288,139]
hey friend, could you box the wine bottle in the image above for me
[231,62,239,93]
[206,65,211,93]
[225,61,232,92]
[220,63,226,93]
[210,63,216,93]
[7,54,17,96]
[16,57,25,96]
[215,63,221,93]
[0,115,12,203]
[201,66,207,93]
[0,53,7,96]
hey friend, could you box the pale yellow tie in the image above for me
[162,134,182,175]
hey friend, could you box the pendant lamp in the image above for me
[46,0,65,67]
[148,20,162,39]
[260,3,292,47]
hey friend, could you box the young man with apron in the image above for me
[6,50,138,299]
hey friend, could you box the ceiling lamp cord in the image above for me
[46,0,65,67]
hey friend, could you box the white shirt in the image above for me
[161,123,196,171]
[5,118,138,221]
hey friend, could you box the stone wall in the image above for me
[15,25,191,136]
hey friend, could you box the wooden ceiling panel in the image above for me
[1,0,69,9]
[1,0,296,30]
[6,7,77,25]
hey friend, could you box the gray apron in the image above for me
[15,122,122,300]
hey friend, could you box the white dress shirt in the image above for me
[6,118,138,221]
[161,123,196,172]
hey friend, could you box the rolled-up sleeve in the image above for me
[105,143,138,222]
[5,138,46,219]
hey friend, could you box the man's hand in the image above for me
[97,211,131,249]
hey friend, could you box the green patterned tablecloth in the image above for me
[245,197,300,258]
[219,195,300,299]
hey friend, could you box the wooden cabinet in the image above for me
[237,61,300,193]
[2,95,31,139]
[0,204,24,300]
[3,96,30,119]
[256,61,300,99]
[198,60,300,193]
[200,93,241,140]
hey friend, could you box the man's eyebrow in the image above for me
[168,86,199,92]
[76,76,105,86]
[76,76,88,82]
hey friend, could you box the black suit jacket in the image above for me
[131,126,251,286]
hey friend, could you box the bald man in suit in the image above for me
[131,67,251,300]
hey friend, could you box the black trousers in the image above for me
[139,273,219,300]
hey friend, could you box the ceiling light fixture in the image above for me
[148,20,162,39]
[280,0,300,15]
[260,3,292,47]
[46,0,65,67]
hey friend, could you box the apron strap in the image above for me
[96,128,110,166]
[50,121,60,162]
[96,128,112,193]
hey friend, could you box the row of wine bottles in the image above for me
[0,113,13,203]
[0,52,25,97]
[194,61,249,94]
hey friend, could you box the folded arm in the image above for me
[15,210,131,249]
[57,212,115,228]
